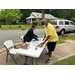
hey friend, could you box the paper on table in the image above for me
[31,41,38,44]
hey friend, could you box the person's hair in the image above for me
[32,25,36,28]
[41,19,47,25]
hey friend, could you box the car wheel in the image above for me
[60,30,65,36]
[73,30,75,32]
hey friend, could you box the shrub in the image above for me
[46,19,51,23]
[32,21,38,26]
[18,26,21,28]
[1,20,6,25]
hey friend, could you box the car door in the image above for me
[69,21,75,31]
[65,21,71,31]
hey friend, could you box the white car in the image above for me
[50,20,75,35]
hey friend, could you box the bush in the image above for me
[18,26,21,28]
[32,21,38,26]
[12,21,17,25]
[46,19,51,23]
[1,20,6,25]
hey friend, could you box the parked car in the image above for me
[50,20,75,35]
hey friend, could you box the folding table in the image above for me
[17,38,47,65]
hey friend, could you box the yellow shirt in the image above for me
[45,23,58,42]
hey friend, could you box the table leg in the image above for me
[32,57,33,65]
[25,56,27,64]
[23,56,27,65]
[44,48,47,52]
[23,56,34,65]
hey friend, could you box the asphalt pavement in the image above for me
[0,29,45,48]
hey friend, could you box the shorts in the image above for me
[47,41,57,52]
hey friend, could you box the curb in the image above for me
[58,33,75,38]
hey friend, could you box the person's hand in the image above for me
[42,38,45,41]
[40,42,45,47]
[38,43,43,47]
[36,38,39,41]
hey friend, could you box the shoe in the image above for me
[45,52,49,55]
[45,58,52,63]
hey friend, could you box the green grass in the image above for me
[52,55,75,65]
[51,35,75,65]
[0,25,44,30]
[45,34,75,47]
[57,34,75,44]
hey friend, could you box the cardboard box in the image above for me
[21,44,30,49]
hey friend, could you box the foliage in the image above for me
[32,21,38,26]
[1,9,75,26]
[20,9,51,24]
[20,9,31,24]
[46,19,51,22]
[50,9,75,21]
[1,19,6,25]
[1,9,23,28]
[0,9,5,28]
[20,9,75,24]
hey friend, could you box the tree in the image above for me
[0,11,1,28]
[0,9,4,28]
[1,9,22,28]
[32,21,38,26]
[50,9,75,21]
[20,9,31,24]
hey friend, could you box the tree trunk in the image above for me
[9,21,11,28]
[9,19,11,28]
[0,20,1,28]
[10,23,11,28]
[23,17,25,24]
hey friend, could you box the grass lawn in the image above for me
[57,34,75,44]
[45,34,75,47]
[52,34,75,65]
[0,25,44,30]
[52,55,75,65]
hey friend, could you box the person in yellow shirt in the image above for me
[41,19,58,63]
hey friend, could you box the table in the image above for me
[17,38,47,65]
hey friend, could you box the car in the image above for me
[50,20,75,35]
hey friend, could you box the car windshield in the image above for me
[50,21,57,25]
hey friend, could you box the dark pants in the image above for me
[47,41,57,52]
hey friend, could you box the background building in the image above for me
[26,10,59,25]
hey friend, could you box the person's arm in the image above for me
[42,24,53,45]
[41,35,50,46]
[43,33,46,41]
[33,33,39,40]
[33,33,38,38]
[31,31,37,40]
